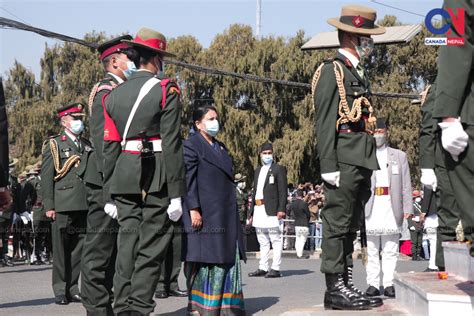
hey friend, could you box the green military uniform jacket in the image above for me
[313,52,378,173]
[41,132,89,212]
[419,83,445,169]
[29,176,49,222]
[20,176,37,213]
[103,70,186,200]
[84,73,121,186]
[433,0,473,124]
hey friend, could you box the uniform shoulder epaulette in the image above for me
[48,134,60,139]
[323,58,334,64]
[158,78,181,109]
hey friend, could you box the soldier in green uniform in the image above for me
[311,5,385,310]
[81,35,138,316]
[419,83,460,270]
[30,164,52,265]
[431,0,474,255]
[235,173,248,225]
[102,28,186,315]
[41,103,90,305]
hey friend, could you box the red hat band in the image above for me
[134,35,167,51]
[58,106,83,117]
[100,43,130,60]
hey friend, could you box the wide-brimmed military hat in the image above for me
[9,158,18,168]
[234,173,246,183]
[327,5,386,36]
[122,27,176,58]
[57,103,86,118]
[97,35,133,60]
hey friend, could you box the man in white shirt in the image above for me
[364,118,413,298]
[248,142,287,278]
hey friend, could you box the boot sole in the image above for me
[324,304,372,311]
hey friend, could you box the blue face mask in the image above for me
[261,154,273,165]
[204,119,219,137]
[121,61,137,79]
[69,120,84,135]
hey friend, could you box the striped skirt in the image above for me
[186,249,245,315]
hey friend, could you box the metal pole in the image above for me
[256,0,262,39]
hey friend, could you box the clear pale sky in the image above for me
[0,0,441,80]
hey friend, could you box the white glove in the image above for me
[20,211,31,224]
[167,197,183,222]
[420,169,437,192]
[104,203,118,219]
[322,171,340,187]
[439,120,469,161]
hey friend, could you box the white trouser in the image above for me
[295,226,309,257]
[256,227,282,271]
[366,234,399,288]
[425,227,438,269]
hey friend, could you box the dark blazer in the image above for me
[290,198,310,227]
[313,52,378,173]
[0,78,8,187]
[182,133,246,264]
[250,163,288,217]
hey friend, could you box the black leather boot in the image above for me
[344,266,383,308]
[324,273,372,310]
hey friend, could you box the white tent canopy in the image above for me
[301,24,422,50]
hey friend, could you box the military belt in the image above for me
[122,137,162,154]
[374,187,389,196]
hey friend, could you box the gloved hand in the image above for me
[439,120,469,161]
[322,171,340,187]
[420,168,437,192]
[20,212,30,225]
[167,197,183,222]
[104,203,118,219]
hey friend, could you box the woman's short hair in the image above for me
[192,105,218,126]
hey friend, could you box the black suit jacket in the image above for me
[290,198,310,227]
[250,163,287,217]
[0,79,9,187]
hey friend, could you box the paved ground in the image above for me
[0,255,428,315]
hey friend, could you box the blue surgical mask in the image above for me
[204,119,219,137]
[354,36,374,61]
[261,154,273,165]
[120,60,137,79]
[69,120,84,135]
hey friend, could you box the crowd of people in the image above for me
[0,0,471,315]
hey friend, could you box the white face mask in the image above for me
[374,134,386,148]
[69,120,84,135]
[237,182,246,190]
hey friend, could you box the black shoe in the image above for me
[324,273,371,310]
[423,267,439,272]
[1,258,13,267]
[297,255,310,259]
[55,294,69,305]
[384,286,396,298]
[32,260,44,265]
[265,269,282,278]
[365,285,381,297]
[69,294,82,303]
[343,266,383,308]
[248,269,267,277]
[168,289,188,297]
[155,291,169,299]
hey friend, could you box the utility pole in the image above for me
[256,0,262,39]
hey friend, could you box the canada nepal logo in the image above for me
[424,7,465,46]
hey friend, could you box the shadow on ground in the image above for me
[0,298,55,309]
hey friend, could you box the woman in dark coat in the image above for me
[182,105,246,316]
